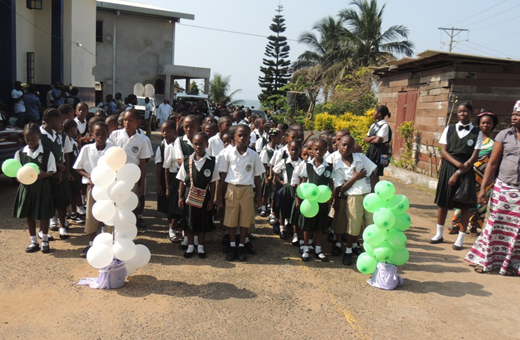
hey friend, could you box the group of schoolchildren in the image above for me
[14,103,382,266]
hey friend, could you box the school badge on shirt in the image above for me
[132,146,139,153]
[467,139,474,147]
[245,164,252,172]
[37,155,43,163]
[325,170,331,178]
[204,169,211,177]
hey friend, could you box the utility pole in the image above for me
[438,27,468,52]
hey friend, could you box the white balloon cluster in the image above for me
[86,147,151,276]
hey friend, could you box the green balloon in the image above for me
[362,224,386,247]
[374,180,395,200]
[393,213,412,232]
[374,242,394,262]
[296,183,308,199]
[387,229,407,251]
[387,194,410,215]
[373,207,395,230]
[317,185,331,203]
[388,247,409,266]
[363,193,387,213]
[302,183,319,201]
[363,243,375,257]
[356,253,377,274]
[1,158,22,178]
[300,199,319,218]
[25,163,40,175]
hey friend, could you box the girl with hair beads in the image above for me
[14,123,57,253]
[178,132,219,258]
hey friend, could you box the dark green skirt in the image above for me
[51,175,72,209]
[181,188,214,234]
[13,178,55,220]
[279,184,295,220]
[298,203,329,232]
[168,175,183,218]
[435,161,476,210]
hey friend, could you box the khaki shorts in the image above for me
[85,185,113,235]
[223,184,255,228]
[331,194,372,236]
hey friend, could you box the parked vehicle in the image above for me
[135,97,157,130]
[172,93,210,115]
[0,126,25,175]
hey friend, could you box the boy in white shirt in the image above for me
[331,135,377,265]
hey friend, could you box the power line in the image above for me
[466,40,516,59]
[178,23,299,42]
[464,3,520,27]
[456,43,502,58]
[448,0,508,26]
[438,27,468,52]
[484,31,520,45]
[471,15,517,31]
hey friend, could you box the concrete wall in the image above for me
[93,10,175,99]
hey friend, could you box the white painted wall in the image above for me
[69,0,96,87]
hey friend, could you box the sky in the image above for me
[137,0,519,104]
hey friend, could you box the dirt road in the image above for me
[0,131,519,340]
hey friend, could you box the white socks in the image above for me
[168,228,175,238]
[245,237,250,243]
[30,236,37,244]
[197,245,205,253]
[352,242,358,249]
[292,234,298,243]
[181,236,188,246]
[335,242,342,248]
[186,245,195,253]
[345,247,353,254]
[315,246,322,254]
[454,231,466,247]
[431,224,444,241]
[59,227,68,236]
[230,242,236,247]
[194,235,199,245]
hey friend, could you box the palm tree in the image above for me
[339,0,414,67]
[209,73,243,106]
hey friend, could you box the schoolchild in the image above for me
[259,128,282,218]
[178,132,219,258]
[63,119,85,223]
[430,103,482,250]
[364,105,392,182]
[325,130,350,166]
[14,123,57,253]
[75,102,91,145]
[331,135,377,265]
[203,122,218,139]
[105,114,119,137]
[250,117,267,151]
[296,139,334,262]
[73,122,114,257]
[218,124,264,261]
[207,116,232,158]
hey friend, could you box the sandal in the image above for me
[474,265,486,274]
[448,226,460,235]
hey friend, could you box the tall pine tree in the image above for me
[258,5,291,110]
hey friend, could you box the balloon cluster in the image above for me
[86,147,151,276]
[297,183,332,218]
[2,159,39,185]
[356,180,411,275]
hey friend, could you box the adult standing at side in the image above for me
[51,81,65,107]
[11,81,25,128]
[364,105,391,182]
[23,86,41,123]
[466,101,520,276]
[157,98,173,127]
[105,94,116,116]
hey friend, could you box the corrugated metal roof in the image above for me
[97,0,194,20]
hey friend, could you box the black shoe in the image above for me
[25,243,40,253]
[221,234,230,246]
[237,247,247,261]
[184,250,194,258]
[352,247,363,256]
[198,251,206,259]
[316,252,329,262]
[341,233,348,242]
[429,237,443,244]
[292,238,299,246]
[179,244,188,250]
[308,245,315,254]
[272,221,280,234]
[279,231,288,240]
[327,232,335,243]
[80,246,91,258]
[226,246,237,261]
[244,242,257,254]
[247,233,256,240]
[41,243,51,254]
[137,218,146,231]
[59,232,69,240]
[332,246,342,256]
[452,244,463,251]
[342,252,353,265]
[301,252,310,262]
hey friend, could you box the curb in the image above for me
[384,165,438,191]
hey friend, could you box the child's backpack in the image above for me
[367,262,404,290]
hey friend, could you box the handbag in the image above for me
[453,173,477,205]
[185,156,207,208]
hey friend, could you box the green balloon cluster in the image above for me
[357,181,411,274]
[2,159,22,178]
[298,183,331,218]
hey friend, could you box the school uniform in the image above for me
[298,159,333,232]
[366,120,390,176]
[250,129,266,150]
[40,127,72,209]
[74,117,88,138]
[273,155,302,224]
[163,140,183,218]
[155,140,170,214]
[255,134,269,154]
[219,146,265,228]
[172,135,195,163]
[13,144,56,220]
[65,135,82,197]
[177,153,219,233]
[259,144,277,199]
[207,134,225,158]
[325,150,341,167]
[73,142,115,234]
[331,153,377,236]
[110,129,153,165]
[435,122,483,210]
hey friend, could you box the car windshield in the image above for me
[137,98,147,106]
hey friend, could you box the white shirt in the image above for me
[439,122,484,149]
[219,146,265,185]
[259,144,277,165]
[325,150,342,166]
[269,145,288,167]
[73,143,114,183]
[176,152,220,183]
[157,103,172,118]
[273,157,302,183]
[163,142,178,173]
[155,140,169,164]
[11,89,25,113]
[250,129,266,148]
[144,102,153,119]
[332,153,377,195]
[300,158,332,179]
[255,135,267,153]
[110,129,152,165]
[62,134,73,154]
[173,135,195,160]
[125,103,134,110]
[15,143,56,174]
[75,117,87,135]
[291,159,307,186]
[367,120,390,143]
[39,126,62,161]
[207,134,225,158]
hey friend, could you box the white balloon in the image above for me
[108,180,132,203]
[114,227,138,241]
[86,244,114,269]
[104,147,127,172]
[116,192,139,211]
[91,166,116,188]
[93,232,113,247]
[112,239,137,261]
[92,185,109,201]
[113,209,137,232]
[126,244,151,268]
[125,264,136,276]
[116,163,141,185]
[17,165,38,185]
[92,199,116,222]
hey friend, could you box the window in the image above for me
[27,52,35,84]
[96,21,103,43]
[26,0,42,10]
[154,79,165,94]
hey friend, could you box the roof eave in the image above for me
[96,2,194,20]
